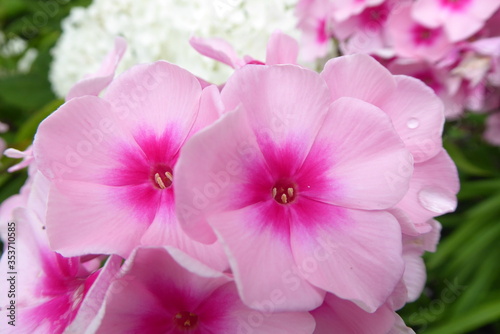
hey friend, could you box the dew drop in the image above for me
[418,187,456,214]
[407,118,420,129]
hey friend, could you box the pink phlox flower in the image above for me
[484,112,500,145]
[175,61,413,312]
[34,61,228,272]
[90,247,316,334]
[386,3,453,62]
[412,0,500,42]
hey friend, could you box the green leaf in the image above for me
[458,179,500,200]
[444,141,494,177]
[0,72,55,112]
[423,299,500,334]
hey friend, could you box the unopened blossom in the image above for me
[91,247,316,334]
[34,61,227,270]
[175,61,412,312]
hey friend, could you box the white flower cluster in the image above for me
[49,0,299,97]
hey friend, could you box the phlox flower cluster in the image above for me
[295,0,500,145]
[0,33,458,333]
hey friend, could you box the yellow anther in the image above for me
[287,188,294,197]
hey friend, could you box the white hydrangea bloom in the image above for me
[49,0,299,97]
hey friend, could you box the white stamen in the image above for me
[281,194,288,204]
[272,187,277,198]
[287,188,294,197]
[165,171,173,182]
[155,173,166,189]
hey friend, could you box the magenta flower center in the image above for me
[150,164,173,189]
[174,311,199,330]
[440,0,471,11]
[272,180,298,205]
[412,25,440,45]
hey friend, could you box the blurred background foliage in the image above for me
[0,1,499,333]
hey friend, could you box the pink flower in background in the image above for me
[0,208,120,333]
[333,1,394,56]
[331,0,386,22]
[296,0,335,61]
[91,247,316,334]
[484,112,500,145]
[33,61,227,270]
[0,122,8,158]
[175,62,412,312]
[412,0,500,42]
[387,4,453,62]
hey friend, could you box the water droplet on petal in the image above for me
[407,118,420,129]
[418,186,456,214]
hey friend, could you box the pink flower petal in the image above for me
[221,64,332,169]
[174,109,264,244]
[266,31,300,65]
[380,75,444,163]
[312,294,396,334]
[290,205,404,312]
[65,255,123,332]
[189,36,244,69]
[321,53,397,106]
[103,61,203,139]
[46,181,149,257]
[301,97,413,210]
[402,249,426,302]
[141,204,229,272]
[33,96,135,182]
[208,204,326,312]
[395,149,459,235]
[66,37,127,100]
